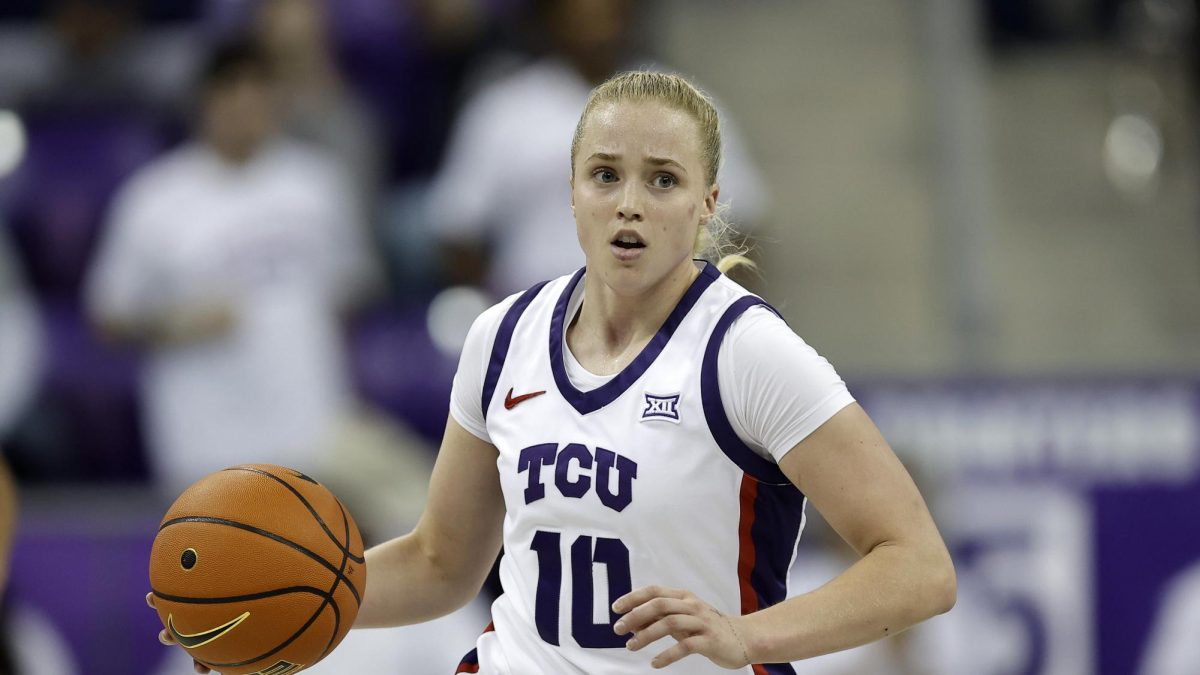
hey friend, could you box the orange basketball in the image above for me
[149,464,367,675]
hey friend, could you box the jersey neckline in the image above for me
[549,261,720,416]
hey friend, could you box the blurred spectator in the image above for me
[400,0,524,172]
[252,0,385,219]
[425,0,768,296]
[0,227,33,675]
[0,227,43,445]
[324,0,504,183]
[84,40,377,499]
[0,3,202,483]
[0,0,201,116]
[334,0,507,298]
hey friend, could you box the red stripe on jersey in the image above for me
[454,663,480,674]
[737,474,770,675]
[737,474,760,615]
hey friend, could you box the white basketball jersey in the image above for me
[459,263,803,675]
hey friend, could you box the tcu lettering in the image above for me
[517,443,638,512]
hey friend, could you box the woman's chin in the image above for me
[593,263,650,294]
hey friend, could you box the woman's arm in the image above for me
[735,402,955,661]
[615,403,955,668]
[354,416,505,627]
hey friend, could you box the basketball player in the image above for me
[156,71,955,673]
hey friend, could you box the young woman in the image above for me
[160,71,955,674]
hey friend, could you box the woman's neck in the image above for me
[569,261,701,370]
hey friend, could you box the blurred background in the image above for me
[0,0,1197,673]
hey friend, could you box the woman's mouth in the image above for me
[610,232,646,261]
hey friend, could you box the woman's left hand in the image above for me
[612,586,752,670]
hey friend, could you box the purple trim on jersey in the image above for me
[707,294,805,675]
[550,262,720,416]
[750,483,807,609]
[700,295,792,485]
[742,482,804,675]
[481,280,551,421]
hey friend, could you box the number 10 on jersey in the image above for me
[530,530,632,648]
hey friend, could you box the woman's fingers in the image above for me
[612,585,688,614]
[626,613,705,651]
[614,597,697,634]
[651,636,707,669]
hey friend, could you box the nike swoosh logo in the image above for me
[504,387,546,410]
[168,611,250,649]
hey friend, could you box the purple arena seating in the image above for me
[348,305,456,446]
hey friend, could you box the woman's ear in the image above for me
[702,183,719,222]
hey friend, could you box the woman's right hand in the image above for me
[147,592,214,674]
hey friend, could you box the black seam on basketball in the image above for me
[318,499,353,661]
[151,586,333,605]
[314,524,347,661]
[314,560,345,662]
[333,497,362,603]
[158,516,362,606]
[224,466,365,564]
[203,595,341,669]
[223,466,366,565]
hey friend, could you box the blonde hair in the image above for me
[570,71,755,275]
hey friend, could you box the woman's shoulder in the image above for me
[724,303,799,354]
[707,273,789,336]
[705,275,822,359]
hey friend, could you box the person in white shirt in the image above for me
[86,41,374,498]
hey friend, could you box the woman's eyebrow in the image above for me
[647,156,687,173]
[585,152,688,174]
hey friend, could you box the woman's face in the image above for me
[572,101,716,297]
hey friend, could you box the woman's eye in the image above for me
[593,169,617,183]
[653,174,677,189]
